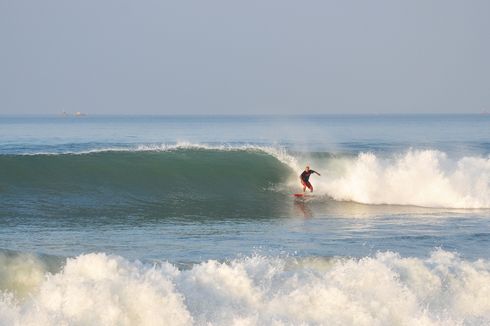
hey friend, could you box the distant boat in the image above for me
[74,112,87,117]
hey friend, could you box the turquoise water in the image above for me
[1,114,490,325]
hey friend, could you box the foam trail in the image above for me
[312,150,490,208]
[0,250,490,325]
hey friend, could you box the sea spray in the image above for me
[314,150,490,208]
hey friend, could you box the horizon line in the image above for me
[0,112,486,117]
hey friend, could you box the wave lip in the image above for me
[4,141,296,161]
[0,250,490,325]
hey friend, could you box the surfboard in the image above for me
[293,193,316,200]
[293,193,305,197]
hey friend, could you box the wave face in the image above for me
[0,250,489,325]
[0,146,290,193]
[1,144,489,211]
[0,146,293,218]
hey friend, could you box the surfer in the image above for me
[300,166,320,193]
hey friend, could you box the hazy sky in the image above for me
[1,0,489,115]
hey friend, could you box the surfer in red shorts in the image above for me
[300,166,321,192]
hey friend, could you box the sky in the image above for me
[0,0,489,115]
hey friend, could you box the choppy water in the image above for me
[1,114,489,325]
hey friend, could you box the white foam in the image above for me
[0,252,48,300]
[1,250,490,325]
[310,150,490,208]
[0,253,192,326]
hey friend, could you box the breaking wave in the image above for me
[0,249,489,325]
[314,150,490,209]
[1,143,489,209]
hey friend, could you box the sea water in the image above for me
[0,114,489,325]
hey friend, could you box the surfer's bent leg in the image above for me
[301,179,313,192]
[306,181,313,192]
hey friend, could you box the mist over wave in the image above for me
[313,150,490,209]
[0,250,489,325]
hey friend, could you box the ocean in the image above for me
[0,114,489,325]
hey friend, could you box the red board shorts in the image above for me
[301,180,313,191]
